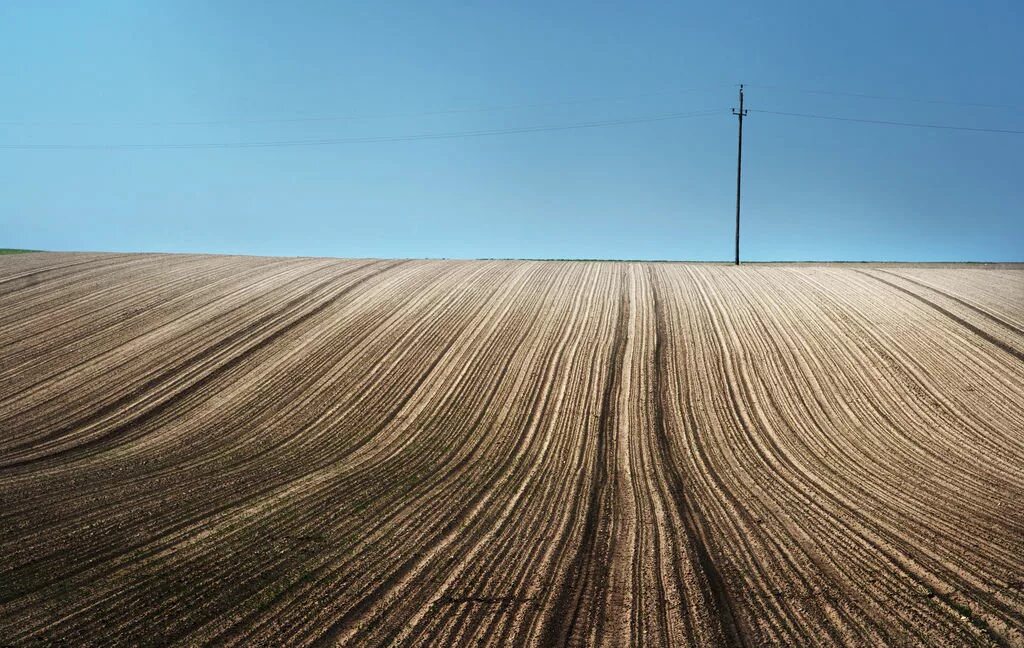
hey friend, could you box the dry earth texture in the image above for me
[1,252,1022,647]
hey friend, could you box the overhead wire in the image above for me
[0,84,732,127]
[744,83,1024,112]
[3,82,1024,150]
[748,108,1024,134]
[0,108,725,150]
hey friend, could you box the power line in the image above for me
[749,109,1024,134]
[745,83,1024,113]
[0,85,731,128]
[0,109,724,150]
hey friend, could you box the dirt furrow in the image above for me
[1,254,1021,646]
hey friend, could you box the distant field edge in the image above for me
[1,249,1021,266]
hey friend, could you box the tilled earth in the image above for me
[1,252,1022,646]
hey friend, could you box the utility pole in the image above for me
[732,84,748,265]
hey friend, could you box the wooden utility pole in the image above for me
[732,84,748,265]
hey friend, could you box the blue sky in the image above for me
[2,1,1022,261]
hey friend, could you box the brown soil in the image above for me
[1,252,1022,646]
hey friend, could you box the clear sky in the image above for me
[2,1,1022,261]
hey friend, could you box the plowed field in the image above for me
[1,253,1022,646]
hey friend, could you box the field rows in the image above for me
[0,253,1022,646]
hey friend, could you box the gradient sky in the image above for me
[2,1,1022,261]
